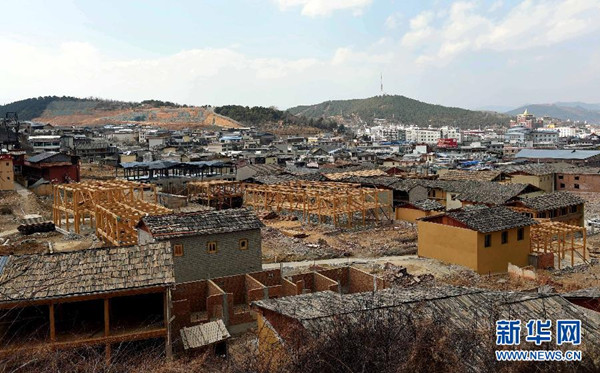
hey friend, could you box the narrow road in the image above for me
[263,254,418,270]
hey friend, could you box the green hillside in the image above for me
[288,95,509,128]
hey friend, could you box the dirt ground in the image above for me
[80,163,119,180]
[261,218,417,263]
[0,188,95,255]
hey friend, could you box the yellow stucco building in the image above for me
[418,206,536,274]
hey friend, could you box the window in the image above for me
[570,205,578,213]
[173,244,184,257]
[207,241,218,253]
[558,175,564,180]
[538,212,546,218]
[239,238,248,250]
[560,183,565,188]
[574,176,580,180]
[484,234,492,248]
[517,228,524,241]
[574,184,580,189]
[501,231,508,244]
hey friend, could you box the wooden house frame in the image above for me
[530,220,587,269]
[243,181,393,227]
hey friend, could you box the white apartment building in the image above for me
[28,135,61,153]
[406,128,441,145]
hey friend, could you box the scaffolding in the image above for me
[187,180,244,209]
[530,221,587,269]
[53,180,172,246]
[243,181,393,227]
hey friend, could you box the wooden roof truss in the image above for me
[187,180,244,209]
[53,180,171,246]
[243,181,393,227]
[530,221,586,269]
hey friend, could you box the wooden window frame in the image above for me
[207,241,218,254]
[174,244,184,257]
[239,238,249,250]
[484,234,492,248]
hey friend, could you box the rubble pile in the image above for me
[381,263,434,287]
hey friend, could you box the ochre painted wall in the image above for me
[417,221,479,271]
[476,226,530,274]
[418,221,531,274]
[395,207,439,223]
[510,174,554,193]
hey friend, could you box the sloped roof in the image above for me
[180,320,230,350]
[515,149,600,160]
[27,152,62,163]
[139,208,264,240]
[455,182,536,205]
[517,191,585,211]
[0,243,174,303]
[437,170,506,182]
[409,199,444,211]
[500,163,555,176]
[445,206,536,233]
[253,286,600,342]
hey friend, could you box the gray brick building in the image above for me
[137,208,264,283]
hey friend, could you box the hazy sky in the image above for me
[1,0,600,110]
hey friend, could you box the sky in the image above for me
[1,0,600,110]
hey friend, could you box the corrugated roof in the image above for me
[140,208,264,240]
[515,149,600,160]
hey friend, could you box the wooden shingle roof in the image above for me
[0,243,174,303]
[139,208,264,240]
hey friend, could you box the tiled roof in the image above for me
[517,191,585,211]
[446,206,536,233]
[180,320,230,350]
[0,243,174,303]
[410,199,444,211]
[139,208,264,240]
[455,182,534,205]
[499,163,555,176]
[437,170,505,182]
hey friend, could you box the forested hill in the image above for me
[288,95,509,128]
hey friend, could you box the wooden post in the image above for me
[104,298,110,337]
[49,303,56,342]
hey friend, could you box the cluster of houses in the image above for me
[1,111,600,366]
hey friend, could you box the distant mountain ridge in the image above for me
[505,103,600,123]
[0,96,241,128]
[287,95,509,128]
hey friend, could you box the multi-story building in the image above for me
[0,154,14,190]
[28,135,61,153]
